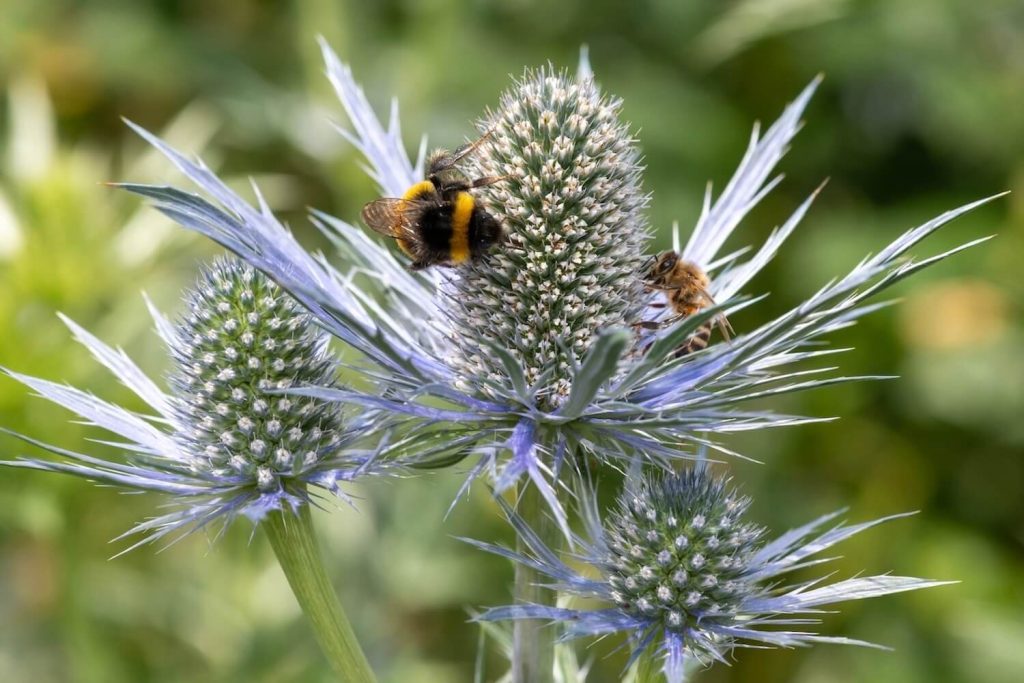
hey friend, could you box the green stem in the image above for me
[512,484,556,683]
[633,645,662,683]
[633,640,696,683]
[264,503,376,683]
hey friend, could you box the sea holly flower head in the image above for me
[451,67,649,407]
[604,471,764,633]
[467,467,951,681]
[110,41,999,526]
[1,257,399,551]
[171,258,343,494]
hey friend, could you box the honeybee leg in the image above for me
[716,315,735,341]
[632,313,685,330]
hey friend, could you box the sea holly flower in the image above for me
[112,41,999,528]
[1,256,393,680]
[467,467,950,681]
[450,64,650,407]
[0,257,402,551]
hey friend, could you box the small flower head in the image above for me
[453,67,649,405]
[469,467,950,680]
[170,258,340,492]
[1,257,395,550]
[605,471,763,632]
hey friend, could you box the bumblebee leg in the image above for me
[435,180,471,195]
[434,176,507,199]
[429,129,496,174]
[468,175,508,189]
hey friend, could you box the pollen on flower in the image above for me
[451,66,650,408]
[169,257,341,491]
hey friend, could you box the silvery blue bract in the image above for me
[2,258,404,551]
[467,468,949,681]
[113,41,998,532]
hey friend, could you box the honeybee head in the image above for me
[646,251,679,284]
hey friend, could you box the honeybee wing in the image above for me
[361,198,434,239]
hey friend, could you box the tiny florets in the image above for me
[170,257,340,492]
[452,67,650,407]
[605,471,763,633]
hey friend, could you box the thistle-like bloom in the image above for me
[451,68,649,406]
[113,41,999,525]
[467,468,949,681]
[1,258,396,550]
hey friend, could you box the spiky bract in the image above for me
[1,258,394,549]
[106,41,998,527]
[468,468,950,681]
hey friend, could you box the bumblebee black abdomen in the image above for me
[419,205,456,251]
[469,208,503,257]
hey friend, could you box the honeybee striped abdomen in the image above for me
[676,324,712,357]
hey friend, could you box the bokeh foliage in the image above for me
[1,1,1021,682]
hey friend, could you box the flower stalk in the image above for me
[512,483,558,683]
[633,645,664,683]
[264,500,376,683]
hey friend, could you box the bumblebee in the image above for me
[361,133,505,270]
[639,251,734,356]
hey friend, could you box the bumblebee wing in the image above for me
[361,199,406,238]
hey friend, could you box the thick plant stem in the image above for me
[512,484,556,683]
[264,503,376,683]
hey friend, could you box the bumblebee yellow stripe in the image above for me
[401,180,435,202]
[395,181,435,258]
[450,191,473,263]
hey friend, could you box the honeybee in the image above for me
[639,251,734,356]
[361,132,505,270]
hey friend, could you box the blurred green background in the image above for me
[1,1,1022,681]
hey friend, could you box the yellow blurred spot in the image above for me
[900,279,1009,350]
